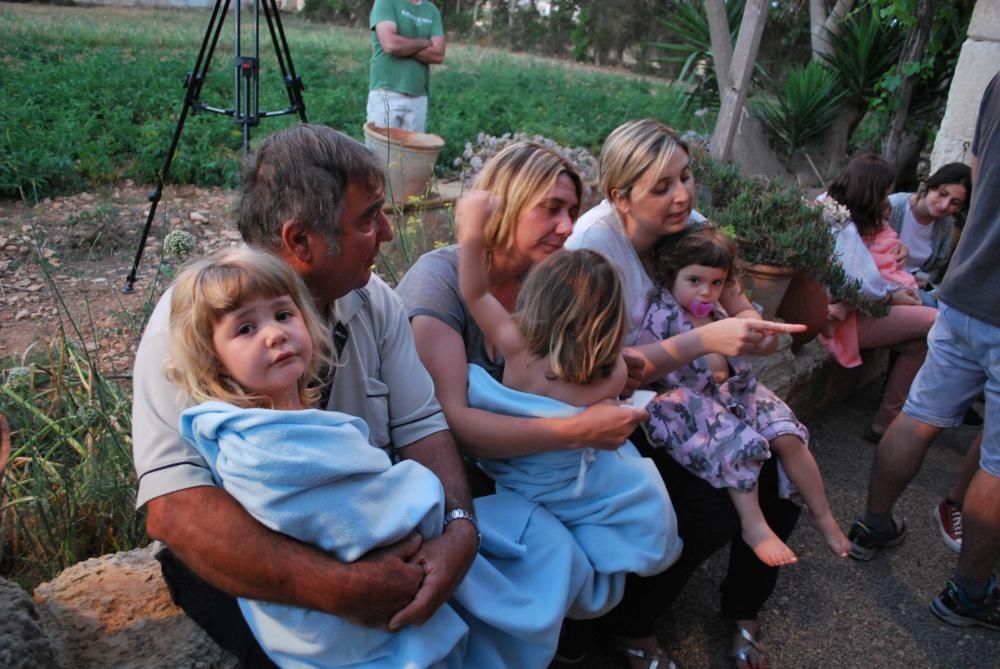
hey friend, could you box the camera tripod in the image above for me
[123,0,307,293]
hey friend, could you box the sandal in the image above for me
[616,642,681,669]
[730,625,767,669]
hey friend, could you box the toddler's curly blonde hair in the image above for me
[165,247,332,409]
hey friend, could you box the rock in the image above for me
[189,211,209,223]
[33,546,238,669]
[0,577,62,669]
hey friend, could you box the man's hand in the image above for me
[387,522,479,630]
[147,487,427,631]
[347,532,426,629]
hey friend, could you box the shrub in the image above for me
[1,342,146,587]
[692,155,860,304]
[752,62,845,158]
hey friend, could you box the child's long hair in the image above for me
[166,247,332,409]
[516,249,625,384]
[648,225,741,292]
[827,153,895,237]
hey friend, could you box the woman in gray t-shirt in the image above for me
[398,142,648,463]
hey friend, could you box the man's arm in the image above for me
[146,487,425,629]
[134,289,423,629]
[375,21,435,57]
[368,280,479,628]
[413,35,445,64]
[389,430,478,629]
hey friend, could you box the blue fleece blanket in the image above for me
[181,401,606,669]
[467,365,683,619]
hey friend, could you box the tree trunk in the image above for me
[822,105,866,176]
[705,0,734,93]
[710,0,769,163]
[811,0,857,61]
[882,0,934,165]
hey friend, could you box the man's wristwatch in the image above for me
[444,508,481,549]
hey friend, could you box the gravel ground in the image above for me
[563,384,999,669]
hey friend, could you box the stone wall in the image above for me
[30,546,238,669]
[930,1,1000,170]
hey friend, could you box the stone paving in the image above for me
[567,383,999,669]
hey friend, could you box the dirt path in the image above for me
[0,183,240,372]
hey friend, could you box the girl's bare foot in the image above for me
[742,522,798,566]
[810,511,851,557]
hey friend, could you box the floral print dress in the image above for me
[638,287,808,498]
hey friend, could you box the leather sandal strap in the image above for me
[736,627,764,653]
[731,627,767,669]
[618,645,679,669]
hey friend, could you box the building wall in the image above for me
[930,1,1000,170]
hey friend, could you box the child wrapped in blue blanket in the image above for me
[456,192,683,613]
[168,247,613,669]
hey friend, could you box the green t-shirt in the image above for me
[369,0,443,97]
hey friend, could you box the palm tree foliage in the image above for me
[819,2,904,108]
[753,62,845,157]
[651,0,746,111]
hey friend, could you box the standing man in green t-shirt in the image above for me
[367,0,445,133]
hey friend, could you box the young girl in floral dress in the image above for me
[639,226,851,567]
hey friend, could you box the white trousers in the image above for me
[366,89,428,133]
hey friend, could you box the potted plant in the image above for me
[692,156,858,344]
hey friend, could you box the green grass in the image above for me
[0,3,697,201]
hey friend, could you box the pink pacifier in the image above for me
[688,301,715,318]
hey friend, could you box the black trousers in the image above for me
[592,428,802,638]
[157,548,278,669]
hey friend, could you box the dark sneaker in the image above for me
[847,516,906,561]
[930,579,1000,630]
[932,499,962,554]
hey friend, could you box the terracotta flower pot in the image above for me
[741,264,796,319]
[776,270,830,349]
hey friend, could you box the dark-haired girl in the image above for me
[819,153,938,442]
[640,226,850,568]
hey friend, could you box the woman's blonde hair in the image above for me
[165,247,332,409]
[471,142,582,254]
[516,249,625,384]
[599,118,690,202]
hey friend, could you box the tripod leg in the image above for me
[262,0,307,122]
[124,0,231,293]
